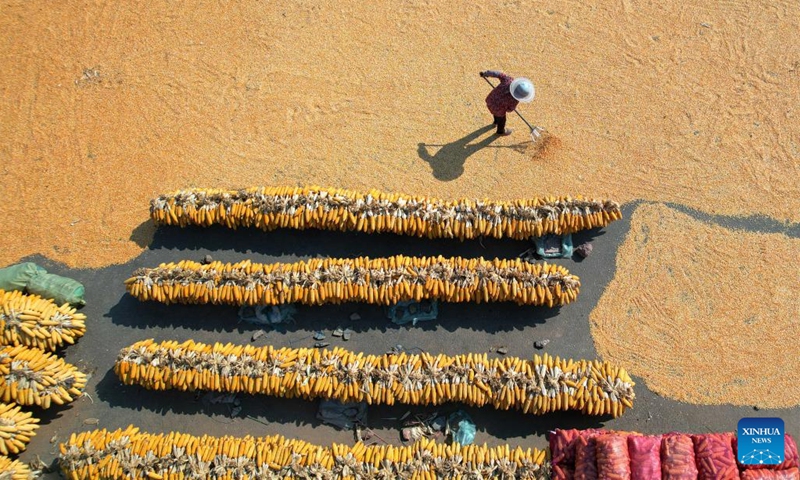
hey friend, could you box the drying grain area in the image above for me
[590,203,800,409]
[1,0,799,477]
[2,1,799,268]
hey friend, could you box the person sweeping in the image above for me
[479,70,535,136]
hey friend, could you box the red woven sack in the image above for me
[551,429,583,466]
[575,434,601,480]
[788,436,800,469]
[663,434,699,480]
[740,468,800,480]
[629,435,662,480]
[553,464,576,480]
[693,433,738,480]
[596,435,632,480]
[738,435,800,471]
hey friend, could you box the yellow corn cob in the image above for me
[0,345,87,408]
[124,256,580,307]
[115,340,634,417]
[0,290,86,351]
[0,455,33,480]
[0,402,39,455]
[150,186,621,239]
[60,426,550,479]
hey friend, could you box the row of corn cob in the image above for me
[0,345,87,409]
[0,290,86,351]
[124,256,580,307]
[0,455,32,480]
[150,186,622,239]
[59,426,550,480]
[0,403,38,456]
[116,340,635,417]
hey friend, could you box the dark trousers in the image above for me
[493,115,506,134]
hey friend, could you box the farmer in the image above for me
[479,70,535,136]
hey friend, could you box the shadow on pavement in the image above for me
[105,293,562,334]
[146,223,532,261]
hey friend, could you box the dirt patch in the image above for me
[1,1,799,268]
[590,203,800,409]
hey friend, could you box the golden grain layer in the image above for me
[116,340,635,417]
[590,203,800,408]
[125,256,580,307]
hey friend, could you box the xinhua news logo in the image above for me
[738,417,785,465]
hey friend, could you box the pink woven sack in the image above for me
[629,435,662,480]
[693,433,738,480]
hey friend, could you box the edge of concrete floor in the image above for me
[12,200,798,477]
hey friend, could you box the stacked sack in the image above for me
[549,429,799,479]
[149,186,623,239]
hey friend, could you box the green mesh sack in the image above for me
[0,262,47,292]
[26,272,86,306]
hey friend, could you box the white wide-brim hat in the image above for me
[510,78,535,102]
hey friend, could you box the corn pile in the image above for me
[116,340,635,417]
[124,256,580,307]
[0,403,38,455]
[150,186,622,239]
[0,456,33,480]
[0,290,86,351]
[60,426,550,480]
[0,345,87,408]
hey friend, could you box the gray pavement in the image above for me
[17,201,798,476]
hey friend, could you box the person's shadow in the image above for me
[417,125,500,181]
[418,125,530,181]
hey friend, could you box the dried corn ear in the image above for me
[60,426,550,480]
[0,455,33,480]
[150,186,621,239]
[0,345,87,409]
[0,289,86,351]
[0,402,38,455]
[116,340,635,417]
[124,256,580,307]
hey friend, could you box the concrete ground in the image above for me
[18,202,798,477]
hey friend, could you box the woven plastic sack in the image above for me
[787,436,800,469]
[596,435,631,480]
[26,272,85,306]
[448,410,476,446]
[629,435,663,480]
[552,464,576,480]
[694,433,737,479]
[575,434,601,480]
[740,468,799,480]
[0,262,46,292]
[663,434,699,480]
[550,429,583,466]
[738,435,800,471]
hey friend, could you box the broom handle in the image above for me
[482,76,535,131]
